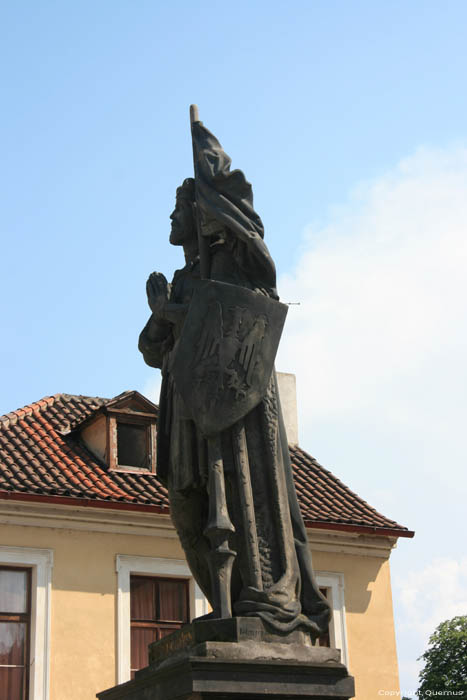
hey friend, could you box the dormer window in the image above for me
[79,391,157,473]
[117,421,149,469]
[109,412,156,472]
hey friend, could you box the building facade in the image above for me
[0,385,413,700]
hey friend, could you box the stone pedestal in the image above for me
[97,618,355,700]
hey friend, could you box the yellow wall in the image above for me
[1,522,186,700]
[1,521,400,700]
[313,550,400,700]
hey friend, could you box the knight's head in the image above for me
[169,178,196,246]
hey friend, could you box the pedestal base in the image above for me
[97,618,355,700]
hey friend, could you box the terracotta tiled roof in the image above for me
[0,393,412,536]
[290,445,409,533]
[0,393,169,509]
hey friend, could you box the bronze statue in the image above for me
[139,107,330,639]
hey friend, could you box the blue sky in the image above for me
[2,1,467,692]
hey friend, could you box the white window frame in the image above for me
[0,545,53,700]
[316,571,349,668]
[115,554,208,684]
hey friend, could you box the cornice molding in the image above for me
[0,500,396,557]
[0,500,177,539]
[308,528,396,558]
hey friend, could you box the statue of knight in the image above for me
[139,106,330,640]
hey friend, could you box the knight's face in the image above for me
[169,197,196,246]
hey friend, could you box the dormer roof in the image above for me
[103,390,157,414]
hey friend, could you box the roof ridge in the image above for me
[0,395,58,429]
[0,393,110,430]
[58,392,110,402]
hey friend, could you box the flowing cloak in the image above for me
[138,121,330,638]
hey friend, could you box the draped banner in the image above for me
[191,120,278,299]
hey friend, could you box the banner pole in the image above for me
[189,104,211,280]
[189,105,236,618]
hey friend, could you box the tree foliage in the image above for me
[418,615,467,699]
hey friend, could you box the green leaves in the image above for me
[418,616,467,700]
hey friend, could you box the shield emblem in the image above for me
[170,280,288,436]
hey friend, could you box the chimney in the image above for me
[277,372,299,445]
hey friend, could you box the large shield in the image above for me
[170,280,288,437]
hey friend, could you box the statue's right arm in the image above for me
[146,270,189,325]
[139,269,194,367]
[157,302,189,325]
[138,271,174,369]
[138,315,173,369]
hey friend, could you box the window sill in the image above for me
[110,466,156,474]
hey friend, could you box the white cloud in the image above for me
[397,557,467,638]
[394,557,467,690]
[277,144,467,437]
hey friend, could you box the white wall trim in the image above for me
[115,554,208,684]
[316,571,349,668]
[0,544,53,700]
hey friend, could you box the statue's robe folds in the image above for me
[139,254,330,639]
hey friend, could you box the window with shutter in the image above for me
[107,414,157,472]
[130,576,189,678]
[0,567,31,700]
